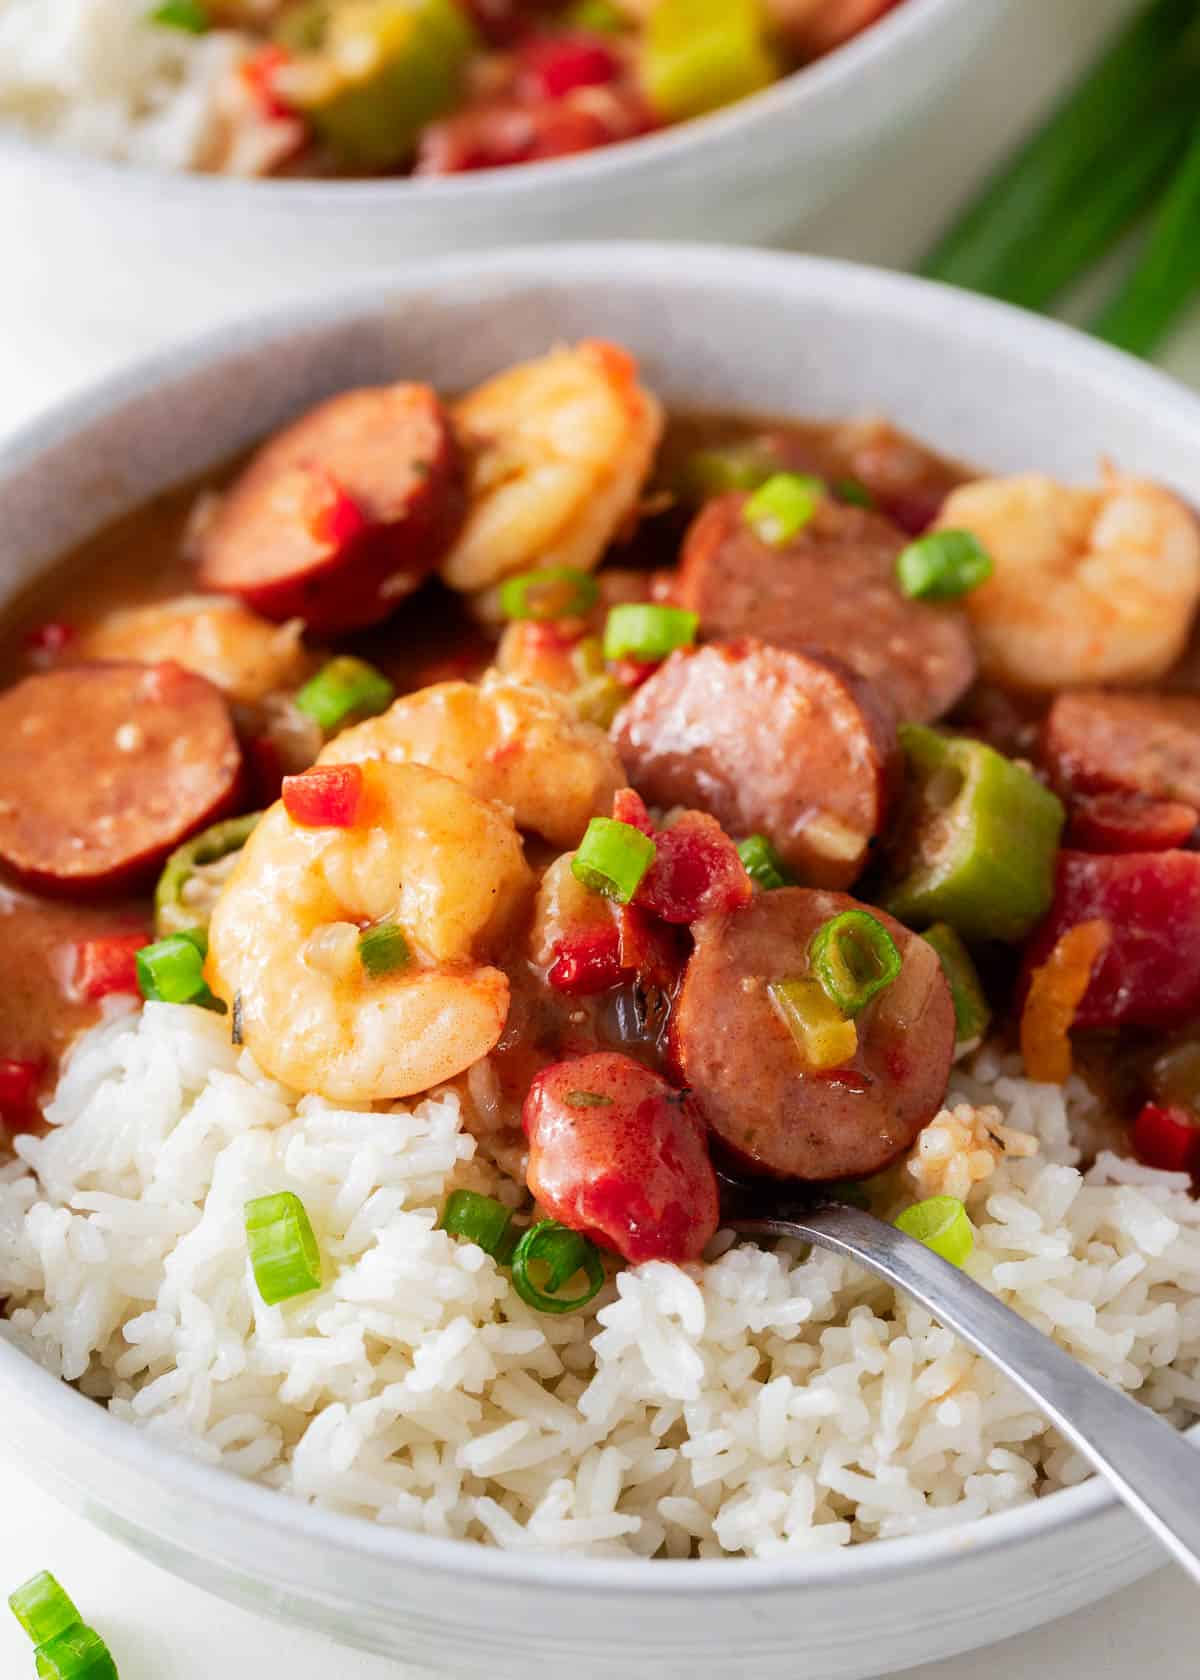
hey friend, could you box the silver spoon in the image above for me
[721,1182,1200,1583]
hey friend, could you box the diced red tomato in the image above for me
[24,621,76,663]
[304,468,369,553]
[523,1051,720,1263]
[71,933,149,1001]
[548,922,624,995]
[636,811,752,925]
[613,787,656,837]
[0,1057,42,1133]
[1067,791,1198,854]
[1132,1101,1200,1174]
[1021,850,1200,1030]
[518,32,622,100]
[241,44,294,121]
[282,764,364,828]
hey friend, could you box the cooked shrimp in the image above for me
[940,469,1200,691]
[320,674,626,849]
[528,851,614,967]
[79,594,311,704]
[440,341,663,595]
[207,761,533,1101]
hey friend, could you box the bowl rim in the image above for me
[2,241,1199,1596]
[0,0,970,209]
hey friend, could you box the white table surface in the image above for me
[3,0,1200,1672]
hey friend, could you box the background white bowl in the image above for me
[0,0,999,343]
[2,244,1197,1679]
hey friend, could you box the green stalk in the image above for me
[1093,120,1200,356]
[920,0,1200,295]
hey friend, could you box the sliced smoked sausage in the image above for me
[197,383,462,634]
[612,639,899,890]
[1041,690,1200,805]
[676,492,975,723]
[0,663,243,896]
[673,887,955,1181]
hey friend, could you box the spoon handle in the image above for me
[732,1202,1200,1584]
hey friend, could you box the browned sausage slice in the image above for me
[612,639,898,889]
[673,888,955,1181]
[676,492,976,722]
[0,663,243,896]
[197,384,462,634]
[1041,690,1200,805]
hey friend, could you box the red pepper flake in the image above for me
[282,764,364,828]
[71,933,149,1001]
[1132,1101,1200,1174]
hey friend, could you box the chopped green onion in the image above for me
[147,0,210,31]
[499,566,599,623]
[244,1191,322,1305]
[295,656,394,732]
[358,919,411,978]
[571,817,657,904]
[678,443,776,503]
[768,977,858,1071]
[896,530,993,601]
[834,476,875,510]
[743,472,823,546]
[922,921,992,1045]
[895,1196,975,1268]
[136,931,220,1011]
[737,833,792,891]
[33,1625,117,1680]
[441,1189,515,1259]
[602,603,698,663]
[8,1574,80,1646]
[510,1220,606,1314]
[809,910,902,1019]
[567,0,626,29]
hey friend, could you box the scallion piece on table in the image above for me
[1093,119,1200,357]
[743,472,823,546]
[33,1624,118,1680]
[147,0,210,30]
[808,910,902,1019]
[768,977,858,1071]
[358,919,411,978]
[602,603,698,662]
[897,530,992,601]
[244,1191,322,1305]
[295,656,395,732]
[572,817,657,904]
[441,1189,515,1260]
[136,930,219,1010]
[510,1220,606,1314]
[499,567,600,623]
[737,834,792,891]
[920,0,1200,297]
[8,1573,80,1647]
[895,1196,975,1268]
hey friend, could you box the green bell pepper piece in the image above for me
[641,0,779,125]
[880,725,1064,944]
[295,0,476,170]
[921,921,992,1045]
[154,812,263,938]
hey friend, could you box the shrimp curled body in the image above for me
[207,761,533,1101]
[940,470,1200,691]
[79,594,311,703]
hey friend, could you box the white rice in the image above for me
[3,1001,1200,1559]
[0,0,240,167]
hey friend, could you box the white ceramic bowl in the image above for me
[0,0,1000,344]
[1,244,1197,1679]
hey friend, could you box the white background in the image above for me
[2,0,1200,1672]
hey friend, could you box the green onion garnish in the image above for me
[8,1574,80,1647]
[895,1196,975,1268]
[743,472,823,545]
[678,443,776,502]
[244,1191,322,1305]
[571,817,657,904]
[136,930,220,1011]
[441,1189,515,1261]
[737,834,792,891]
[896,530,993,601]
[809,910,902,1019]
[602,603,698,663]
[33,1624,117,1680]
[358,919,411,978]
[834,476,875,509]
[147,0,210,30]
[510,1220,606,1315]
[499,567,599,623]
[295,656,394,732]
